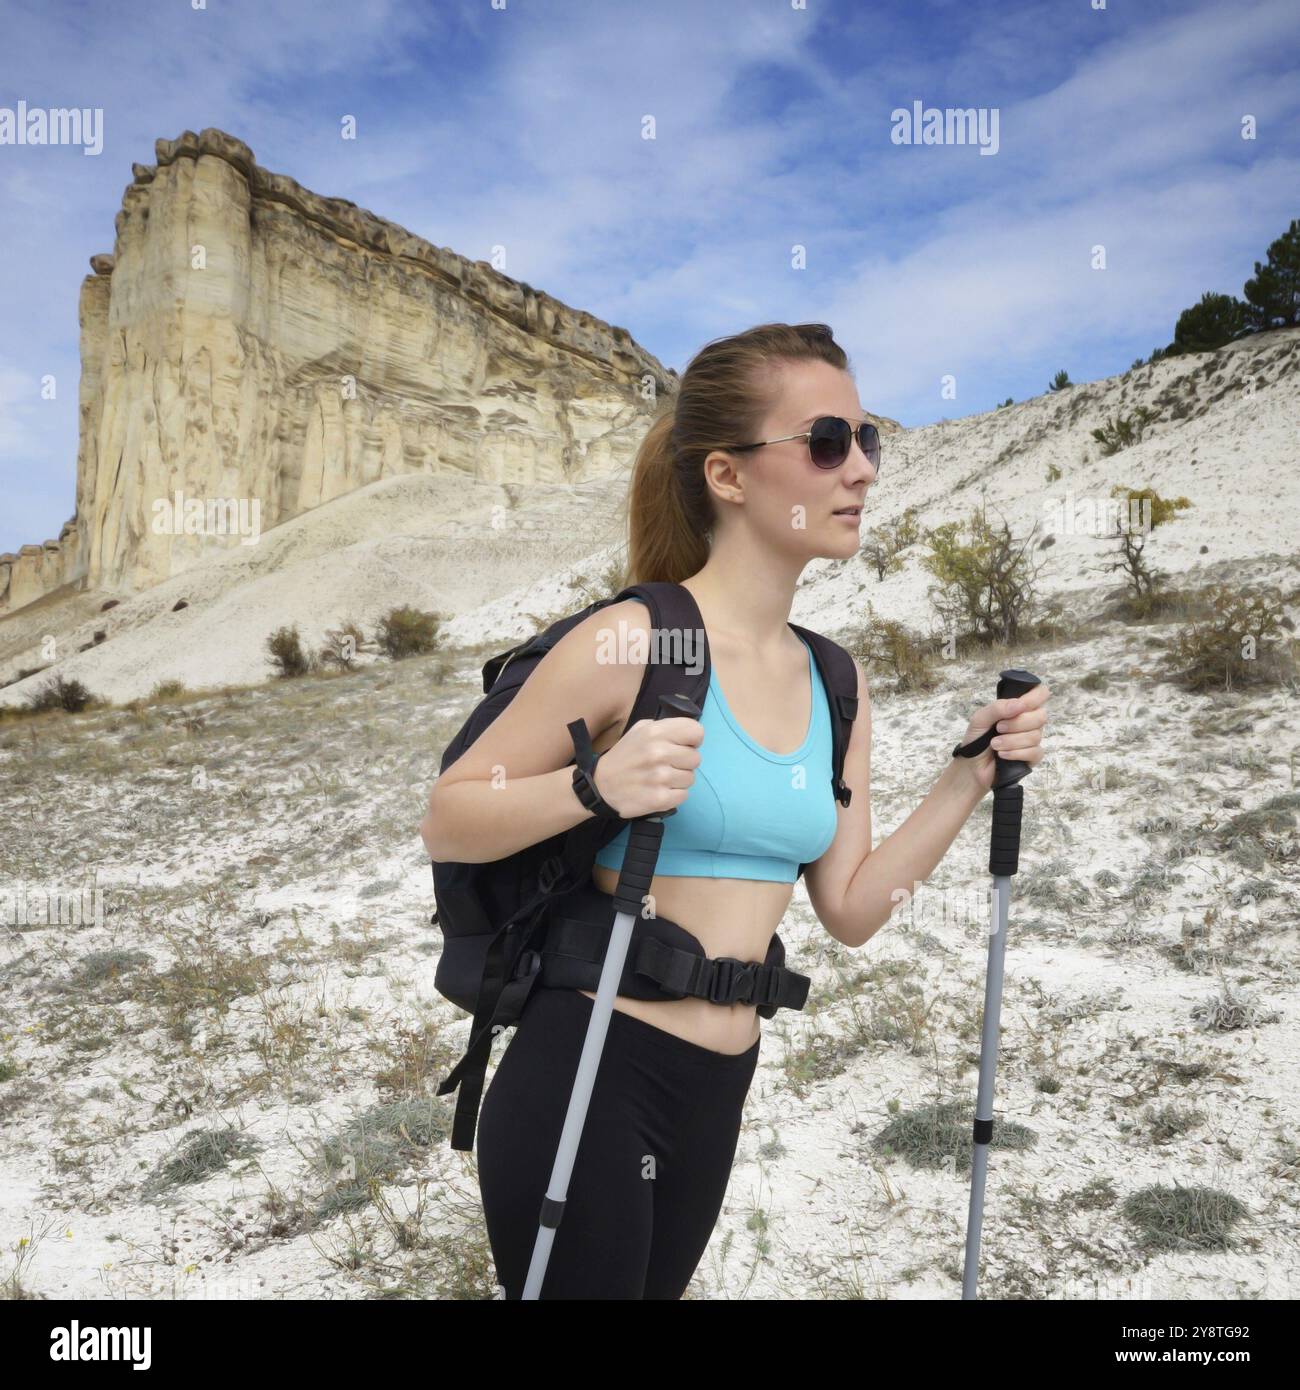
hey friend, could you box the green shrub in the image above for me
[1096,486,1192,601]
[1162,585,1296,692]
[921,503,1048,646]
[845,611,938,695]
[25,674,93,713]
[266,625,311,678]
[861,506,921,581]
[376,606,442,660]
[319,621,366,670]
[1090,406,1160,456]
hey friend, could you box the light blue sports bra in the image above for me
[592,599,839,883]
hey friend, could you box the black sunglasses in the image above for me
[728,416,881,471]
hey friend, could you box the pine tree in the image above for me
[1242,217,1300,331]
[1173,291,1250,352]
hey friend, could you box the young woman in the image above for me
[421,322,1050,1299]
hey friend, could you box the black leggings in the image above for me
[476,985,761,1299]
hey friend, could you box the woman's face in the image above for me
[714,359,879,563]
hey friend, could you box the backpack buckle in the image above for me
[537,854,566,893]
[708,957,758,1005]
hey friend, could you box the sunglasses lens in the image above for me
[809,417,850,468]
[859,423,881,469]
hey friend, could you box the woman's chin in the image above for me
[815,526,863,559]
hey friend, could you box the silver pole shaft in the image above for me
[522,905,636,1298]
[962,873,1010,1300]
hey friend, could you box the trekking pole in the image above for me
[522,691,703,1300]
[960,667,1041,1301]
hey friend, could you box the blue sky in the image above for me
[1,0,1296,554]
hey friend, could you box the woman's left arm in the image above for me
[804,661,1051,949]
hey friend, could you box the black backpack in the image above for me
[430,580,859,1151]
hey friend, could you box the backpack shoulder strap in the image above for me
[617,580,712,725]
[790,624,858,808]
[553,579,711,878]
[789,624,860,880]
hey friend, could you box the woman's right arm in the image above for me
[418,601,650,865]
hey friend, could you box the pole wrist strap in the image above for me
[953,728,995,759]
[567,718,622,819]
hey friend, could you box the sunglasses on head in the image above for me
[728,416,882,471]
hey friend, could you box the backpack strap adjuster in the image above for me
[537,854,567,893]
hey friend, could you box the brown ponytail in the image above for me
[626,322,850,585]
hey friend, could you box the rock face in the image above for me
[0,525,80,612]
[1,127,679,613]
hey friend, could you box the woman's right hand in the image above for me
[591,715,703,819]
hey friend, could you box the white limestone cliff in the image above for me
[1,127,686,613]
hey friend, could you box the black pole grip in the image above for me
[988,669,1040,877]
[611,693,702,919]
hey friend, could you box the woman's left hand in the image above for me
[955,681,1051,794]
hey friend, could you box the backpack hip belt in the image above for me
[525,882,811,1017]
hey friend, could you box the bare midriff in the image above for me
[583,865,790,1054]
